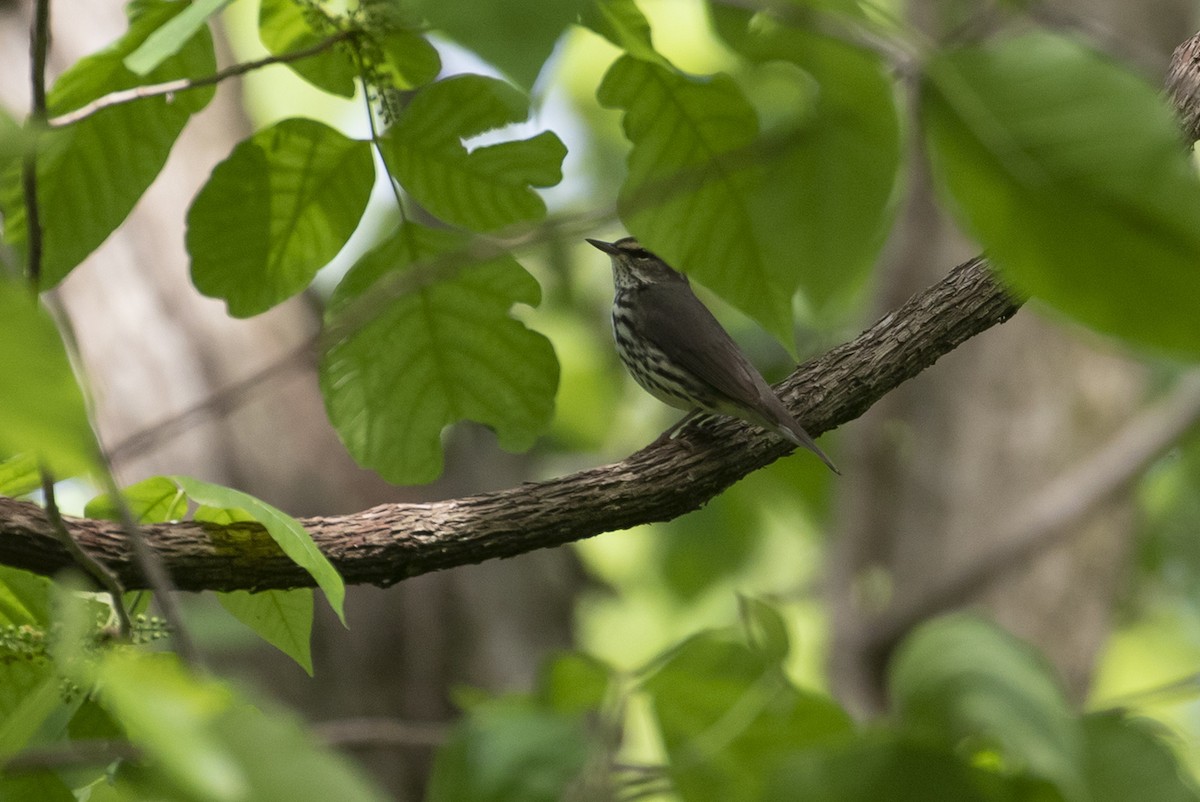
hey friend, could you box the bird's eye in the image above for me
[629,248,654,260]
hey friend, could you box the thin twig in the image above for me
[46,30,357,129]
[39,470,132,637]
[21,0,50,286]
[313,716,450,749]
[99,470,201,668]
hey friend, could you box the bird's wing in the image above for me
[634,283,775,410]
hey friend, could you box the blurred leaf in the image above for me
[0,453,40,497]
[739,596,790,663]
[598,56,797,347]
[643,629,852,801]
[712,6,900,307]
[0,565,52,626]
[100,650,388,802]
[0,280,98,477]
[320,223,558,484]
[85,475,187,523]
[763,732,1039,802]
[410,0,585,88]
[383,75,566,231]
[98,652,246,801]
[537,651,613,714]
[188,117,373,317]
[0,108,26,177]
[0,774,74,802]
[427,698,592,802]
[0,669,62,758]
[659,497,761,601]
[258,0,356,97]
[1082,711,1200,802]
[580,0,669,67]
[922,31,1200,357]
[218,589,314,676]
[1,0,215,287]
[125,0,232,74]
[889,614,1086,801]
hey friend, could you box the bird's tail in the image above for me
[772,419,840,475]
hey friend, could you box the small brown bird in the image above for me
[588,236,838,473]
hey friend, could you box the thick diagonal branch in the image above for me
[0,257,1018,591]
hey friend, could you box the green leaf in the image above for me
[0,669,62,758]
[0,453,41,497]
[1082,711,1200,802]
[580,0,669,67]
[218,589,314,675]
[536,651,612,715]
[763,732,1034,802]
[712,7,900,307]
[383,75,566,231]
[889,614,1085,801]
[258,0,357,97]
[428,698,592,802]
[98,652,245,801]
[643,629,852,801]
[84,475,187,523]
[320,223,558,484]
[922,31,1200,357]
[0,109,26,178]
[0,775,74,802]
[0,565,53,626]
[125,0,233,74]
[187,117,373,317]
[1,0,215,287]
[410,0,585,88]
[0,280,98,477]
[165,475,346,625]
[598,56,795,346]
[738,596,790,663]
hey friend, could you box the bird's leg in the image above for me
[650,410,702,447]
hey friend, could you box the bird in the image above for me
[587,236,839,474]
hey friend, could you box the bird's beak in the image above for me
[586,238,620,255]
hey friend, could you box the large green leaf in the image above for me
[0,566,52,627]
[187,117,373,317]
[84,475,187,523]
[711,6,901,307]
[0,280,98,477]
[410,0,585,88]
[258,0,357,98]
[0,0,215,288]
[889,614,1086,801]
[922,31,1200,357]
[0,453,41,497]
[321,224,558,484]
[597,56,796,345]
[579,0,669,67]
[383,75,566,232]
[125,0,233,74]
[643,625,852,802]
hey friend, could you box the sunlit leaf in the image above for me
[258,0,357,97]
[124,0,232,74]
[321,223,558,484]
[187,117,373,317]
[218,589,314,675]
[383,75,566,231]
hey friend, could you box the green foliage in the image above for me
[258,0,358,97]
[187,117,374,317]
[320,223,559,484]
[922,31,1200,357]
[124,0,234,74]
[381,75,567,231]
[0,281,98,478]
[0,0,215,288]
[410,0,586,88]
[217,589,314,675]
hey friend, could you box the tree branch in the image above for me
[0,257,1020,591]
